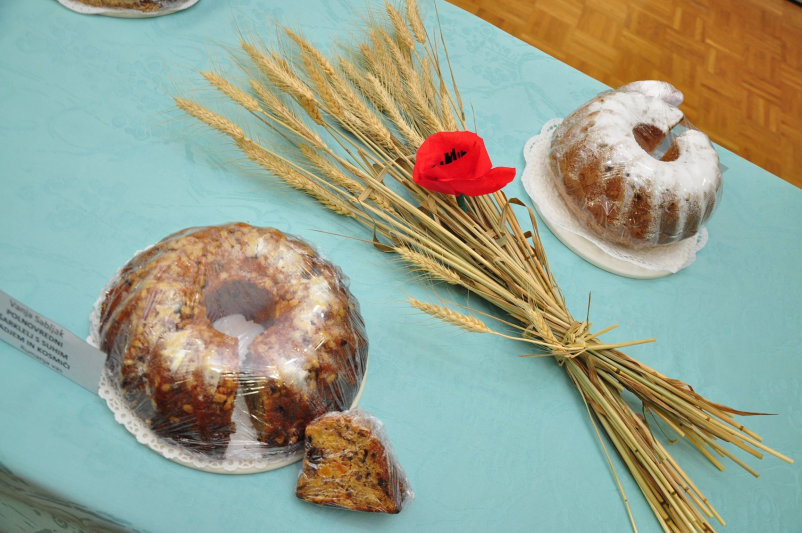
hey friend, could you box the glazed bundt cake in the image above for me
[548,80,723,248]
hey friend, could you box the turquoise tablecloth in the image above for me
[1,1,800,532]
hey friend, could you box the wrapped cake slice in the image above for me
[296,408,413,514]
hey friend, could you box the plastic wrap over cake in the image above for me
[96,223,368,461]
[296,408,413,514]
[548,81,723,249]
[56,0,199,18]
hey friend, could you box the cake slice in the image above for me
[295,409,412,514]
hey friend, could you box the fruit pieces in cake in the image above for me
[295,408,412,514]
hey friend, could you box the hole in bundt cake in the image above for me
[209,311,267,461]
[202,280,276,326]
[633,123,666,154]
[634,122,689,162]
[661,142,681,162]
[204,280,275,460]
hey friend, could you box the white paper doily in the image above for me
[95,363,369,474]
[89,245,369,474]
[522,119,708,278]
[55,0,199,18]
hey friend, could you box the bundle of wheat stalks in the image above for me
[175,1,792,531]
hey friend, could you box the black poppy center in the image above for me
[438,148,467,166]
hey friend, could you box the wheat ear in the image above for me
[283,27,339,78]
[248,79,324,146]
[379,29,442,133]
[364,33,414,119]
[242,42,323,124]
[396,246,462,285]
[299,144,395,211]
[406,0,427,44]
[301,54,343,116]
[367,73,424,147]
[339,56,383,107]
[175,97,244,139]
[201,71,260,112]
[440,78,459,130]
[236,137,352,217]
[408,298,490,334]
[386,1,415,51]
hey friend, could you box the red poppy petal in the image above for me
[417,132,475,165]
[413,131,511,197]
[454,166,516,196]
[426,147,483,181]
[413,175,458,195]
[472,137,493,180]
[418,132,486,182]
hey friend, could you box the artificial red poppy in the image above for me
[412,131,516,196]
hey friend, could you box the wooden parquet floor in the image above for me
[448,0,802,188]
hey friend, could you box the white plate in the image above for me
[532,203,672,279]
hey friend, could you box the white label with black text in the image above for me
[0,290,106,393]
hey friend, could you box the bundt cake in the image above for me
[296,409,412,513]
[97,223,368,458]
[548,81,723,248]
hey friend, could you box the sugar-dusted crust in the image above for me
[548,81,722,249]
[296,410,410,514]
[99,223,368,458]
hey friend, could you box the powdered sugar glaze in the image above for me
[548,80,723,249]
